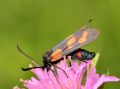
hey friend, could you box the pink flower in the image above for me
[14,57,120,89]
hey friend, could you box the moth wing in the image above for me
[51,26,100,62]
[63,27,100,54]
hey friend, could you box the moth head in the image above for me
[43,50,52,64]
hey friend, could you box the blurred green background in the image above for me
[0,0,120,89]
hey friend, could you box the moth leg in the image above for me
[21,66,44,71]
[54,65,69,78]
[80,59,88,63]
[49,68,63,88]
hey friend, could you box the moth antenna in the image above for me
[54,65,69,78]
[17,44,40,66]
[21,66,44,71]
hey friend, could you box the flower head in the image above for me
[14,55,120,89]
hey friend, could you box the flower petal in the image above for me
[14,57,120,89]
[74,62,88,89]
[93,74,120,89]
[85,67,99,89]
[13,86,21,89]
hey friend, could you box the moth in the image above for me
[17,20,100,74]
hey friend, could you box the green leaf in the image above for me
[93,53,100,66]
